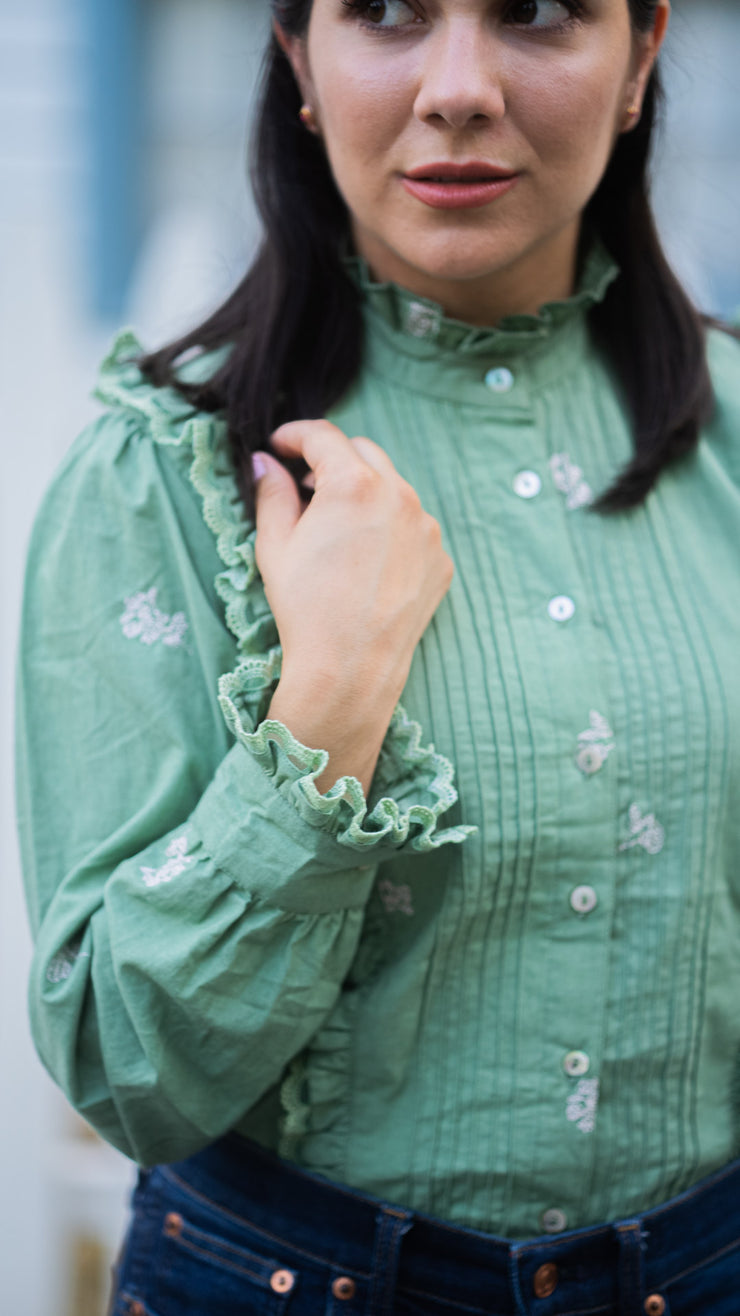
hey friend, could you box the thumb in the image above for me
[252,450,303,565]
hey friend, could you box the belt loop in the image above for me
[365,1205,414,1316]
[507,1243,529,1316]
[616,1218,647,1316]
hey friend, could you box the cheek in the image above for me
[514,58,624,181]
[313,51,413,174]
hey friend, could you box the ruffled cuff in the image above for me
[219,674,475,855]
[193,399,475,857]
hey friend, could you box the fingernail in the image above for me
[251,452,268,481]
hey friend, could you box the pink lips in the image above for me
[402,161,520,210]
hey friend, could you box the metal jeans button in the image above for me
[644,1298,666,1316]
[332,1276,357,1299]
[270,1269,296,1294]
[533,1263,559,1298]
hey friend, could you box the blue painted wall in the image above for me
[82,0,145,318]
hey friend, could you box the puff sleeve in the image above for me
[15,332,472,1165]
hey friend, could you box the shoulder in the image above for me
[35,332,200,521]
[26,331,235,596]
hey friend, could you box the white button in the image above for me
[513,470,541,499]
[485,367,514,393]
[563,1050,590,1077]
[570,885,598,915]
[575,744,608,776]
[541,1208,568,1235]
[548,595,576,623]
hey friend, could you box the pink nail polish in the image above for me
[252,452,268,481]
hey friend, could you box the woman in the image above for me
[16,0,740,1312]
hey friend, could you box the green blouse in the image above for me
[16,240,740,1240]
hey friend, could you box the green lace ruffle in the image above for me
[94,330,475,854]
[341,232,620,357]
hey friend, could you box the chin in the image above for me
[399,242,520,287]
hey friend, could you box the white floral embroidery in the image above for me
[46,942,89,983]
[550,453,594,510]
[141,835,193,888]
[404,301,441,340]
[566,1078,600,1134]
[378,879,415,916]
[619,805,665,856]
[120,588,188,649]
[576,710,615,776]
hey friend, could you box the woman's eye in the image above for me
[343,0,419,29]
[506,0,579,30]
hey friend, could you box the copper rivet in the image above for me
[270,1269,296,1294]
[533,1263,559,1299]
[164,1212,183,1238]
[644,1298,666,1316]
[332,1275,357,1300]
[127,1303,145,1316]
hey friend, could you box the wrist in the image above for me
[266,665,397,796]
[275,653,400,732]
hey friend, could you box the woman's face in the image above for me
[280,0,669,318]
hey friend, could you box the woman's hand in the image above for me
[253,420,453,794]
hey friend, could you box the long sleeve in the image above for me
[14,335,472,1166]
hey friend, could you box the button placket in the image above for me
[474,427,612,1240]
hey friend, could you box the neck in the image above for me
[350,220,583,327]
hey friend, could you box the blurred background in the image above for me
[1,0,738,1312]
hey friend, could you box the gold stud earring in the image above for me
[299,104,317,131]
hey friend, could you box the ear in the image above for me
[624,0,671,124]
[272,19,314,106]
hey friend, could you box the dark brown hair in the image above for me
[136,0,734,516]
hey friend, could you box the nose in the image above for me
[413,20,506,130]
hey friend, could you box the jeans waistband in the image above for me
[163,1135,740,1314]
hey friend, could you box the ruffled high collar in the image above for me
[342,234,619,359]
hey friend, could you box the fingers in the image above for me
[253,451,304,564]
[348,435,398,478]
[270,420,397,482]
[270,420,360,478]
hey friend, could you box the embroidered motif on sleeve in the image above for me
[120,587,188,649]
[619,805,665,856]
[46,940,90,983]
[140,835,193,888]
[575,710,615,775]
[378,879,415,916]
[550,453,594,510]
[566,1078,600,1133]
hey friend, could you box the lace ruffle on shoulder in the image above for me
[94,330,475,855]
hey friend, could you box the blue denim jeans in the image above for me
[109,1134,740,1316]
